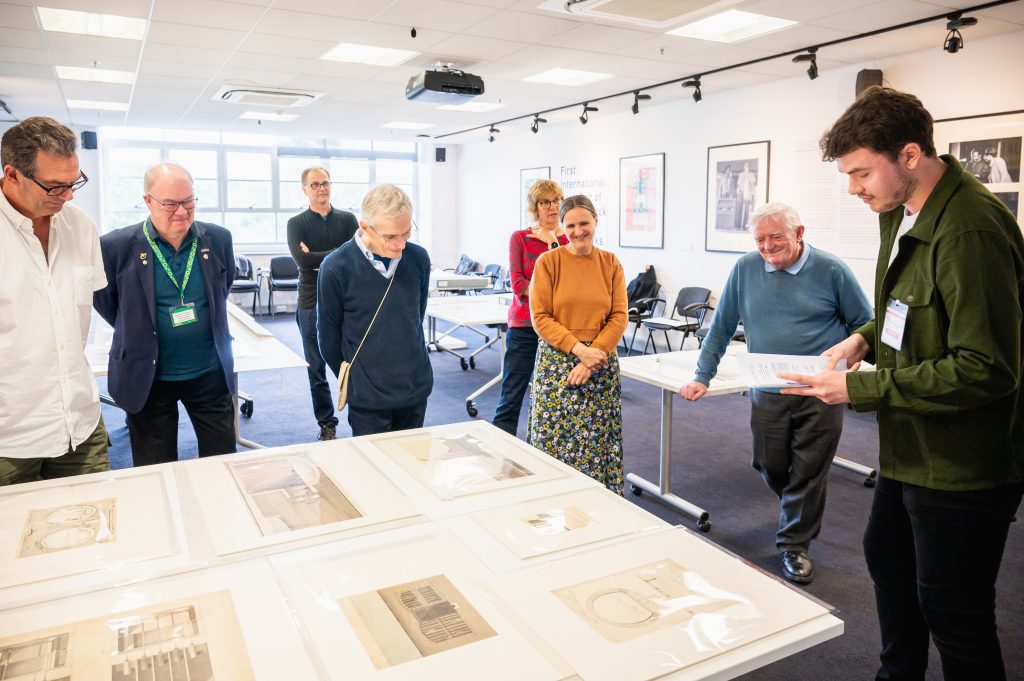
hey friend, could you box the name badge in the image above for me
[881,298,908,351]
[170,303,198,327]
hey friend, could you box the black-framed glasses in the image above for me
[536,198,563,209]
[27,171,89,196]
[304,181,331,190]
[366,220,418,245]
[146,194,197,212]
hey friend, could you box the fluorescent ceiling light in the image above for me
[438,101,505,113]
[524,68,612,87]
[37,7,147,40]
[55,65,135,84]
[320,42,418,67]
[382,121,435,130]
[666,10,797,43]
[67,99,129,111]
[239,111,297,122]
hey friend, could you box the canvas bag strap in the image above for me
[347,271,396,368]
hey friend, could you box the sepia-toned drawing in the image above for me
[391,432,534,497]
[18,498,117,558]
[522,506,594,535]
[228,454,362,535]
[554,559,743,643]
[339,574,497,669]
[0,590,254,680]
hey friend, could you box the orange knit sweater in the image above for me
[529,246,628,355]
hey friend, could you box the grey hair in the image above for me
[361,183,413,223]
[143,162,194,192]
[560,194,597,223]
[1,116,77,176]
[301,166,330,184]
[750,201,802,231]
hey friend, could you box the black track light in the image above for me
[682,76,702,103]
[944,12,977,53]
[488,125,499,143]
[579,103,598,125]
[530,114,547,134]
[792,48,818,80]
[631,91,651,115]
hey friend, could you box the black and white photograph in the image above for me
[705,141,771,253]
[949,137,1021,184]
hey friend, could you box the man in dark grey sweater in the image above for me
[287,167,358,441]
[317,184,433,436]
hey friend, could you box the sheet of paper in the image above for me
[736,353,846,388]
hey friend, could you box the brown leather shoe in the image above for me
[782,550,814,584]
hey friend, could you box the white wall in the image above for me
[450,30,1024,306]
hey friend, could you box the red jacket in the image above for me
[507,228,568,327]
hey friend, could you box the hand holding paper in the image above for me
[737,353,847,389]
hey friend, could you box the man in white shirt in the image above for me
[0,116,110,485]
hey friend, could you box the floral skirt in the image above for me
[528,341,623,495]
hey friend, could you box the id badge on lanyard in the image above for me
[881,299,908,351]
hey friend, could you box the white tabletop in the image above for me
[618,345,749,397]
[426,295,510,326]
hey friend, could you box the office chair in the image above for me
[267,255,299,318]
[230,255,261,316]
[622,266,662,355]
[641,286,711,354]
[694,305,746,348]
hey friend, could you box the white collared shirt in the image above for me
[0,189,107,459]
[354,228,402,278]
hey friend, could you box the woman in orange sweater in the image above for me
[528,195,628,494]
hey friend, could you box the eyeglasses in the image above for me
[146,194,197,212]
[536,198,563,209]
[304,181,331,190]
[366,221,418,245]
[27,171,89,196]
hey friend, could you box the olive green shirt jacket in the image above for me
[847,156,1024,491]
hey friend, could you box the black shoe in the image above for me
[317,423,337,441]
[782,550,814,584]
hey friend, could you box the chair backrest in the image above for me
[481,263,501,283]
[270,255,298,280]
[234,255,254,281]
[453,254,480,275]
[673,287,711,320]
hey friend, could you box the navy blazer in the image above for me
[94,220,236,414]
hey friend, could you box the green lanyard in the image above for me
[143,219,198,305]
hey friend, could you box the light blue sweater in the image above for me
[695,244,873,388]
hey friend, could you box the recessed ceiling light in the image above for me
[320,42,418,67]
[239,111,297,122]
[438,101,505,113]
[67,99,129,111]
[38,7,147,40]
[524,68,613,87]
[55,65,135,84]
[666,10,797,43]
[382,121,435,130]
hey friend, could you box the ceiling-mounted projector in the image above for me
[406,66,484,103]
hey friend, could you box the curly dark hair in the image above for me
[1,116,77,175]
[820,86,936,162]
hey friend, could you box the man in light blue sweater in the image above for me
[681,202,872,584]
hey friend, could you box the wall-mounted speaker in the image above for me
[80,130,98,149]
[855,69,883,98]
[435,147,446,163]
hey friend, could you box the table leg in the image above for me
[625,387,711,532]
[466,327,504,417]
[832,455,877,487]
[233,373,264,450]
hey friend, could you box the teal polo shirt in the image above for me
[151,225,222,381]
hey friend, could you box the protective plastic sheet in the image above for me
[489,527,837,681]
[272,530,570,680]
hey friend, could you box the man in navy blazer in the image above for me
[94,162,237,466]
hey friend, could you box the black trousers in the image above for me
[492,326,539,437]
[127,370,237,467]
[297,306,337,428]
[347,400,428,437]
[864,476,1023,681]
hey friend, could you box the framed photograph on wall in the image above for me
[705,141,771,253]
[935,110,1024,220]
[520,167,551,227]
[618,153,665,249]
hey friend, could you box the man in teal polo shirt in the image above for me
[784,87,1024,681]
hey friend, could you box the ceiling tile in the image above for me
[462,9,579,42]
[0,27,46,50]
[144,42,233,66]
[249,9,363,42]
[152,0,270,31]
[146,21,249,50]
[0,3,37,29]
[547,23,654,52]
[375,0,501,33]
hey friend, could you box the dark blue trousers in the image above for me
[492,326,539,436]
[864,476,1023,681]
[296,307,337,428]
[347,400,428,437]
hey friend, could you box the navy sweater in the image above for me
[317,239,433,410]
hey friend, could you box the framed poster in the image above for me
[619,153,665,249]
[935,110,1024,220]
[705,140,771,253]
[520,166,550,227]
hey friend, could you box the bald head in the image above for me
[144,162,193,193]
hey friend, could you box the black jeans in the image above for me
[126,370,237,466]
[492,326,539,436]
[863,476,1023,681]
[297,306,337,427]
[348,400,428,437]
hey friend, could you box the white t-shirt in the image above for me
[0,189,107,459]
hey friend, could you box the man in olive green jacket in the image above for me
[784,87,1024,681]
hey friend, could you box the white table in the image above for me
[425,295,511,417]
[619,346,876,531]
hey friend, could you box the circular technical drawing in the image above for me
[587,589,660,627]
[46,504,99,524]
[40,526,96,550]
